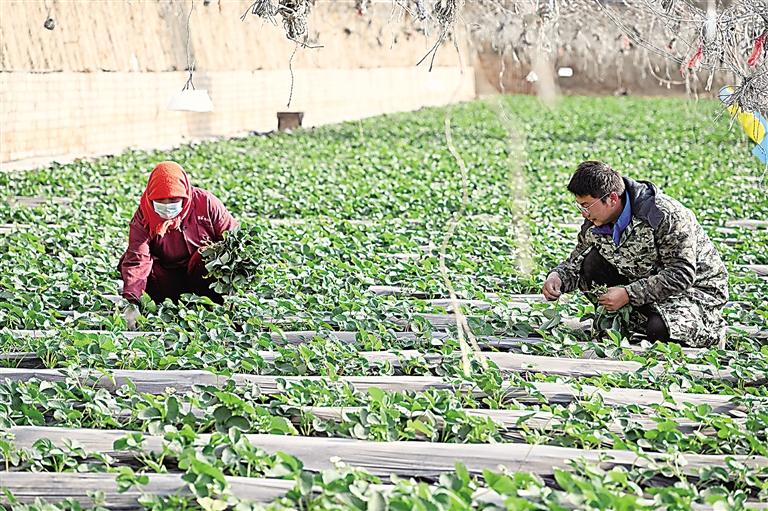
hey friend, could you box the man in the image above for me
[542,160,728,348]
[118,161,237,328]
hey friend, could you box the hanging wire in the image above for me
[234,0,768,119]
[593,0,768,114]
[240,0,325,108]
[182,0,197,90]
[286,42,299,107]
[416,0,466,71]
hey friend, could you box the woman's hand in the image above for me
[123,304,140,330]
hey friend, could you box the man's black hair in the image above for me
[567,160,625,199]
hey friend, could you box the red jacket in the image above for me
[119,187,237,302]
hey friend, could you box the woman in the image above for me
[118,161,237,323]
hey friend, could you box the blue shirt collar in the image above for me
[591,191,632,246]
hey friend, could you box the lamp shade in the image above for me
[167,89,214,112]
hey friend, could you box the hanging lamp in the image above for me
[168,0,213,113]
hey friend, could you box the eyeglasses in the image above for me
[576,193,610,214]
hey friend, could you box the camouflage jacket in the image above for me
[552,177,729,308]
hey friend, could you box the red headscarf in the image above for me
[139,161,193,238]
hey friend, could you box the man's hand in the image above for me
[542,272,563,301]
[123,304,140,331]
[598,287,630,311]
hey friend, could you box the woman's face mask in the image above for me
[153,200,183,220]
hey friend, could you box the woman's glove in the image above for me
[123,304,140,330]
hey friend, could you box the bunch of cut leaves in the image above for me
[584,284,633,339]
[200,223,276,295]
